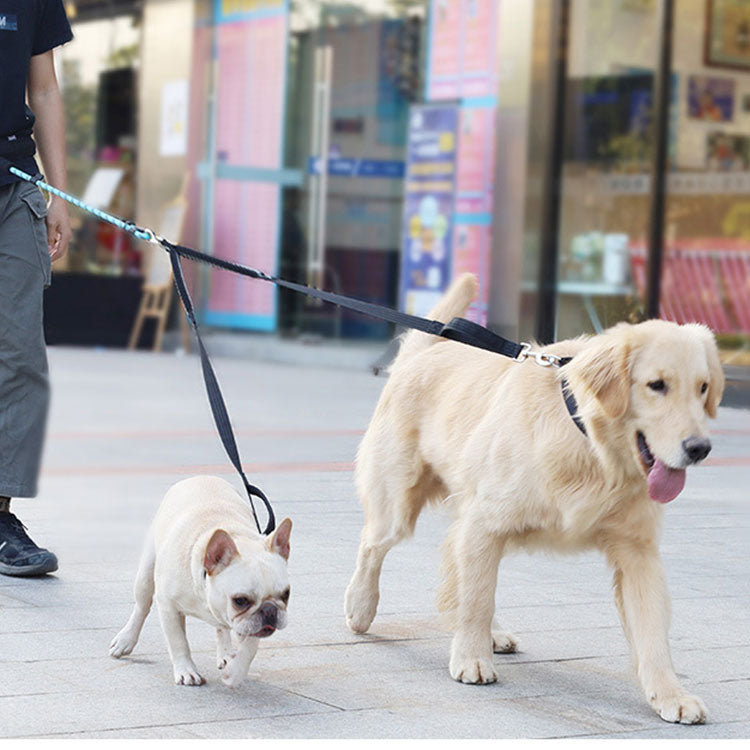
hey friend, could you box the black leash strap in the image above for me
[169,249,275,535]
[159,237,526,360]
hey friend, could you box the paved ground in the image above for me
[1,345,748,739]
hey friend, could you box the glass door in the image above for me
[280,1,425,338]
[554,0,662,339]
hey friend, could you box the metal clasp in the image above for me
[515,342,561,368]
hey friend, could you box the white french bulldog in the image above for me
[109,475,292,687]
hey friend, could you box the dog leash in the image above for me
[1,159,586,533]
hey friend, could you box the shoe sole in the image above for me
[0,558,58,577]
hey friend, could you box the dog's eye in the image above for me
[279,587,290,604]
[701,382,708,394]
[232,596,254,610]
[647,380,667,393]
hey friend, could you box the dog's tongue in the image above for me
[648,459,686,503]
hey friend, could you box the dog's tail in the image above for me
[394,273,479,365]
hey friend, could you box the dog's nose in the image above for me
[259,602,277,627]
[683,437,712,464]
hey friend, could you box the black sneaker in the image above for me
[0,512,58,577]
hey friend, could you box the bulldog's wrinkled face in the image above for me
[203,518,292,639]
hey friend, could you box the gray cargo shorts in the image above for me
[0,178,52,498]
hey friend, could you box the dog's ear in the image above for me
[266,517,292,561]
[686,324,725,417]
[568,332,631,419]
[204,529,239,576]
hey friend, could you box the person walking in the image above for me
[0,0,73,576]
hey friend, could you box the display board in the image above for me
[426,0,499,101]
[399,104,459,317]
[188,0,289,330]
[408,0,500,322]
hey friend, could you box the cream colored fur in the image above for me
[110,476,292,687]
[345,273,724,725]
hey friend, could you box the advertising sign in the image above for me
[427,0,499,101]
[192,0,289,331]
[400,104,459,317]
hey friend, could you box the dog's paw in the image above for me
[220,655,248,688]
[449,654,498,684]
[109,628,137,659]
[344,581,378,634]
[173,661,205,687]
[650,690,707,724]
[217,652,236,670]
[492,629,518,654]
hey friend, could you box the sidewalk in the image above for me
[1,346,748,739]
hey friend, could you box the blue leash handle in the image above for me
[5,162,154,242]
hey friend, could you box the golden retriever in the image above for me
[344,273,724,724]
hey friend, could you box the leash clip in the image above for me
[515,342,561,368]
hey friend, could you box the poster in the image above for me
[159,80,189,157]
[687,75,735,121]
[706,131,750,170]
[400,104,459,317]
[427,0,499,101]
[199,0,289,330]
[706,0,750,70]
[452,105,495,321]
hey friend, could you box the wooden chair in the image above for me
[128,189,189,352]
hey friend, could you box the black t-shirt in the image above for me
[0,0,73,186]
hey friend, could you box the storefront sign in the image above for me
[197,0,289,331]
[400,104,459,317]
[307,157,405,178]
[426,0,499,101]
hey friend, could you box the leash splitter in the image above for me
[1,158,585,534]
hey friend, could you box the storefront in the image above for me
[45,0,144,345]
[54,0,750,364]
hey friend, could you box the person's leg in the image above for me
[0,181,56,577]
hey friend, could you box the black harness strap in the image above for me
[558,356,587,436]
[561,378,587,436]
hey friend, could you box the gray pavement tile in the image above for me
[580,721,750,739]
[37,726,203,739]
[181,701,596,739]
[0,677,336,739]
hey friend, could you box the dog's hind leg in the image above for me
[345,505,407,634]
[109,530,156,658]
[345,464,437,633]
[491,618,518,654]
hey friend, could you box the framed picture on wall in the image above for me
[706,131,750,170]
[687,75,735,120]
[705,0,750,70]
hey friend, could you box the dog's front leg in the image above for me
[605,538,706,724]
[216,627,235,670]
[449,523,504,685]
[221,636,259,688]
[157,603,205,686]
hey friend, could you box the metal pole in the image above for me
[535,0,570,345]
[645,0,675,320]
